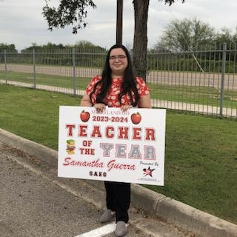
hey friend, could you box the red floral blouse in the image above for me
[85,75,150,107]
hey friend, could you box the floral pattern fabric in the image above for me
[85,75,150,107]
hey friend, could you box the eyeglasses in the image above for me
[109,55,127,61]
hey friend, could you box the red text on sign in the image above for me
[66,124,155,141]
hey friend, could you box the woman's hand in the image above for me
[120,105,133,112]
[94,103,106,112]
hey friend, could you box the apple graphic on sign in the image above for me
[80,110,90,122]
[131,112,141,125]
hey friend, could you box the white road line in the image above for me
[75,223,116,237]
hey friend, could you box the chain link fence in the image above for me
[0,44,237,118]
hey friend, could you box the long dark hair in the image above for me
[89,44,140,106]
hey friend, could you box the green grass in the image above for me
[1,70,237,109]
[148,82,237,109]
[145,113,237,223]
[0,84,237,225]
[0,70,91,89]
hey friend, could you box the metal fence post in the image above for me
[4,49,7,84]
[220,43,227,117]
[72,48,76,95]
[33,49,36,89]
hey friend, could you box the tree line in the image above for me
[151,18,237,53]
[1,18,237,73]
[1,18,237,53]
[0,41,106,53]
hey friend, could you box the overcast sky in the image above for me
[1,0,237,51]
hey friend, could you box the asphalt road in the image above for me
[1,64,237,90]
[0,142,193,237]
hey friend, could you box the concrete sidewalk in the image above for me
[0,128,237,237]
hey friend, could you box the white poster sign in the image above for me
[58,106,166,186]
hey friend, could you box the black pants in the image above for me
[104,181,131,223]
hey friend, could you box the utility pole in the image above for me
[116,0,123,44]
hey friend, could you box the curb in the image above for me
[0,128,237,237]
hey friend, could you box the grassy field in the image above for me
[1,70,237,109]
[0,83,237,225]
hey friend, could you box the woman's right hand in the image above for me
[94,103,106,112]
[120,105,133,112]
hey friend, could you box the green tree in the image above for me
[214,27,237,47]
[42,0,184,80]
[71,40,106,52]
[154,18,215,52]
[21,41,105,52]
[21,42,66,52]
[0,43,17,52]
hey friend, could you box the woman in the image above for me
[80,44,151,237]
